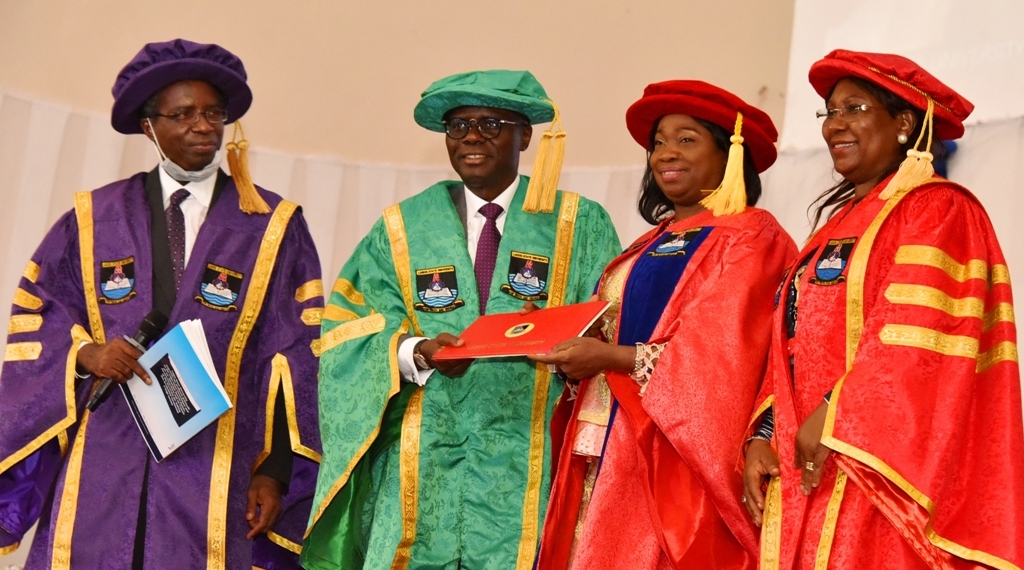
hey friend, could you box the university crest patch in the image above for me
[501,251,549,301]
[809,238,856,285]
[415,265,465,313]
[648,228,703,257]
[195,262,243,311]
[99,256,137,304]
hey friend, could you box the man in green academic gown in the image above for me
[302,70,621,570]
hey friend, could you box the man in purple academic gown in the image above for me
[0,39,322,570]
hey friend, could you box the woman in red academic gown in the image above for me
[742,50,1024,570]
[532,80,796,570]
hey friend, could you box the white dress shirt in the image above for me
[398,176,521,385]
[158,166,217,268]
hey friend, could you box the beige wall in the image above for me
[0,0,794,168]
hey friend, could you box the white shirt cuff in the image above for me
[75,340,92,379]
[398,336,435,386]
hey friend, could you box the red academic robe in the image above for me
[538,208,796,570]
[751,177,1023,570]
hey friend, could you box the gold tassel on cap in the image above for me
[880,98,936,200]
[523,99,566,214]
[699,112,748,217]
[225,121,271,215]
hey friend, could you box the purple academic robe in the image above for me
[0,172,323,570]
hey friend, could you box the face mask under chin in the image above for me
[146,118,222,183]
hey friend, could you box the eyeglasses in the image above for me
[815,104,871,125]
[443,117,525,140]
[152,108,229,125]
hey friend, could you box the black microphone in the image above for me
[85,309,168,411]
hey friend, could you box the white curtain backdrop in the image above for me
[2,87,1023,570]
[1,87,1021,339]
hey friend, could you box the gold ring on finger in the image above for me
[804,461,815,472]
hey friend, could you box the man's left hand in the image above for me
[245,474,284,539]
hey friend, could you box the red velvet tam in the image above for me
[808,49,974,140]
[625,80,779,173]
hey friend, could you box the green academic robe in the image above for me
[303,177,620,570]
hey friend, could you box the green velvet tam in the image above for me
[413,69,555,132]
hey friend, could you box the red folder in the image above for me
[431,301,611,360]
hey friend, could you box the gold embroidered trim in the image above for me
[879,324,978,359]
[391,387,424,570]
[894,245,987,284]
[207,200,297,570]
[984,303,1015,332]
[309,338,322,357]
[829,187,1020,570]
[814,470,848,570]
[977,341,1018,374]
[51,382,95,570]
[319,313,386,355]
[991,264,1011,286]
[383,206,422,336]
[748,395,775,431]
[267,530,302,554]
[331,277,365,306]
[8,314,43,334]
[258,354,321,464]
[0,326,90,477]
[323,304,361,323]
[0,541,18,556]
[294,279,324,303]
[546,192,579,307]
[759,477,783,570]
[822,435,1022,570]
[300,307,323,326]
[513,192,578,570]
[13,288,43,311]
[74,192,106,345]
[305,322,408,535]
[883,284,984,319]
[5,342,42,362]
[23,260,40,283]
[58,430,68,457]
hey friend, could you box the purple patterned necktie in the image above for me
[475,202,504,314]
[166,188,190,291]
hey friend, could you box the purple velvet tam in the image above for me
[111,38,252,134]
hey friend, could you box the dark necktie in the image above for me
[166,188,190,291]
[475,202,504,315]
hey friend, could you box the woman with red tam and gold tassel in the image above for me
[531,80,797,569]
[742,50,1024,570]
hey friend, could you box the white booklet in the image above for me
[122,319,231,461]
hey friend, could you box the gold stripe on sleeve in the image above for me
[983,303,1015,332]
[4,341,42,361]
[8,314,43,334]
[883,284,984,319]
[894,245,987,283]
[990,264,1011,287]
[13,288,43,311]
[331,277,365,306]
[976,341,1018,374]
[323,304,361,323]
[878,324,978,359]
[23,260,40,283]
[294,279,324,303]
[74,192,106,345]
[319,313,386,354]
[267,531,302,554]
[759,477,783,570]
[300,307,323,326]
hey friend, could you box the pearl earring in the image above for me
[897,133,909,144]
